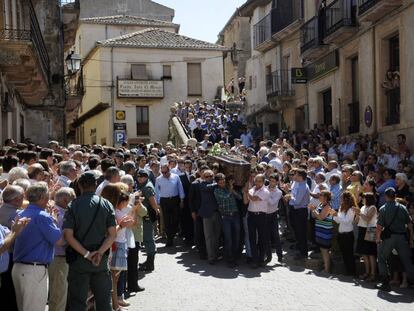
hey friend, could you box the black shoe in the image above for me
[136,285,145,292]
[264,256,272,264]
[129,285,145,293]
[375,282,391,292]
[277,256,283,263]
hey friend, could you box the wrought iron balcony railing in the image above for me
[266,70,295,97]
[0,29,31,40]
[301,16,321,53]
[358,0,379,15]
[253,12,272,48]
[324,0,356,37]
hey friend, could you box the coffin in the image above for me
[206,155,251,187]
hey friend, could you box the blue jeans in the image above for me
[222,214,240,262]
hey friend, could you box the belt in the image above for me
[222,211,239,217]
[160,196,179,200]
[17,262,48,267]
[248,211,266,215]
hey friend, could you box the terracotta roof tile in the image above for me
[80,15,179,29]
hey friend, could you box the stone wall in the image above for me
[79,0,174,21]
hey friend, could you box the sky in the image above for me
[155,0,247,43]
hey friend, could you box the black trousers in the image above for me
[337,231,356,276]
[291,208,308,256]
[180,199,194,242]
[0,256,18,311]
[248,212,268,264]
[160,196,180,242]
[266,212,283,259]
[127,244,140,291]
[194,215,207,256]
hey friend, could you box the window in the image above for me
[131,64,148,80]
[187,63,202,96]
[248,76,252,90]
[136,106,149,136]
[385,34,400,125]
[322,89,332,126]
[163,65,172,79]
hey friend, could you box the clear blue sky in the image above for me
[155,0,247,43]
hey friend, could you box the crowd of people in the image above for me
[0,99,414,310]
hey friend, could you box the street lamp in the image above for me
[65,51,81,74]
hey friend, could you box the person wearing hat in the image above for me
[63,172,117,310]
[375,187,414,291]
[114,152,125,169]
[136,169,159,273]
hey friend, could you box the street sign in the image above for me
[114,130,126,144]
[291,68,308,84]
[114,123,127,131]
[116,110,126,121]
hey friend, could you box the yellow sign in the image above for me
[116,110,126,121]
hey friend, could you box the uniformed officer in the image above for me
[137,169,159,272]
[375,187,414,291]
[63,172,117,311]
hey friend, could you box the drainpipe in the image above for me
[111,47,115,146]
[372,28,377,135]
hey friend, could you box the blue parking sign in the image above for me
[115,130,126,144]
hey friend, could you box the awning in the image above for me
[72,102,110,127]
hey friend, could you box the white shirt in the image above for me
[57,175,71,187]
[115,206,132,243]
[384,154,400,171]
[333,209,355,233]
[325,168,342,183]
[248,186,270,213]
[310,183,328,207]
[267,186,282,214]
[96,180,109,196]
[357,205,377,228]
[269,157,283,173]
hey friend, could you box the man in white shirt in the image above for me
[243,174,270,268]
[240,128,253,148]
[266,174,283,263]
[57,161,78,188]
[268,152,283,173]
[96,167,121,195]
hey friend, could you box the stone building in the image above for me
[231,0,414,147]
[0,0,79,145]
[79,0,174,21]
[217,8,251,95]
[239,0,306,139]
[300,0,414,148]
[74,28,225,146]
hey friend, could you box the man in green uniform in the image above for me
[63,172,117,311]
[375,187,414,291]
[137,169,159,272]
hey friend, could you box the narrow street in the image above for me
[128,241,414,311]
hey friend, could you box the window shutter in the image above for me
[163,65,172,78]
[131,64,147,80]
[187,63,202,96]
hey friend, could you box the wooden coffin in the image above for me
[206,155,251,186]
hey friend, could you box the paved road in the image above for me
[127,241,413,311]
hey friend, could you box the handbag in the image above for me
[364,227,376,242]
[66,198,101,264]
[380,205,400,241]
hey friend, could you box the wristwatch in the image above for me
[84,251,90,258]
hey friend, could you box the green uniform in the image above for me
[377,201,414,281]
[63,192,116,311]
[137,180,157,255]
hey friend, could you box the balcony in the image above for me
[266,70,295,101]
[300,16,329,60]
[60,0,80,52]
[271,0,303,42]
[358,0,402,23]
[253,12,274,52]
[0,2,50,105]
[323,0,357,45]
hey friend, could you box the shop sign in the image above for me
[291,68,308,84]
[118,80,164,98]
[306,50,339,81]
[114,123,126,131]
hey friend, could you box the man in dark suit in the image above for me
[179,160,195,245]
[189,165,209,259]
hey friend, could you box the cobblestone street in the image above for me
[127,241,414,311]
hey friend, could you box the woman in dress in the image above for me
[354,192,378,281]
[309,190,334,273]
